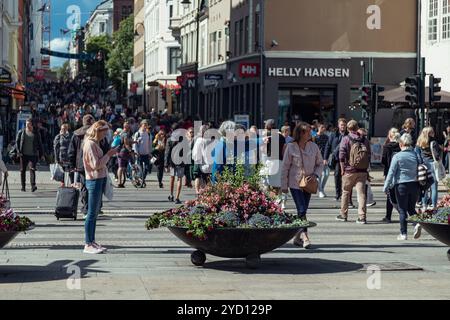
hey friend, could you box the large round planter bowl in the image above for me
[0,231,20,249]
[168,223,317,268]
[418,221,450,261]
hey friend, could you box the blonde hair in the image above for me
[293,122,311,142]
[388,128,400,142]
[86,120,109,142]
[347,120,359,132]
[416,126,434,149]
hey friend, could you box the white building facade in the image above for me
[1,0,21,79]
[144,0,181,113]
[421,0,450,91]
[28,0,43,73]
[85,0,114,41]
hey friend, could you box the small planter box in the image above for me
[168,223,317,268]
[418,221,450,261]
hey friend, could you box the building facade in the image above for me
[143,0,181,113]
[85,0,114,41]
[173,0,419,136]
[421,0,450,133]
[28,0,43,75]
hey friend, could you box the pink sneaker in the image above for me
[92,242,107,252]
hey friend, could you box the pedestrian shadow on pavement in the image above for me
[202,258,364,274]
[0,259,109,283]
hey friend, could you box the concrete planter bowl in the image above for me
[0,231,20,249]
[418,221,450,261]
[168,223,317,268]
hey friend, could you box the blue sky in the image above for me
[50,0,103,68]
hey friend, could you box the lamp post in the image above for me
[135,22,146,112]
[181,0,203,119]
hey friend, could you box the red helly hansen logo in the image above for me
[239,63,260,78]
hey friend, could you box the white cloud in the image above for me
[49,37,70,68]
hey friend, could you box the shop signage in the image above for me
[268,67,350,78]
[35,69,45,81]
[0,67,12,84]
[239,63,260,78]
[234,114,250,130]
[16,112,32,137]
[205,74,223,81]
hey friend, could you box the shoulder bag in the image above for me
[297,144,318,194]
[431,141,446,181]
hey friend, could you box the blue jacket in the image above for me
[383,147,419,192]
[211,137,262,184]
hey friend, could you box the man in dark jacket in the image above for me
[68,114,110,216]
[16,119,44,192]
[324,118,347,201]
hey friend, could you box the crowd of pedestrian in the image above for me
[3,80,449,254]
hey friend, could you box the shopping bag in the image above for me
[104,174,114,201]
[1,177,11,210]
[50,163,64,182]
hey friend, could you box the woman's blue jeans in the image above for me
[319,166,330,193]
[290,188,312,233]
[422,158,438,208]
[85,178,106,244]
[395,182,419,235]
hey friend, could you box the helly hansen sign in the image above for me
[239,63,260,78]
[268,67,350,78]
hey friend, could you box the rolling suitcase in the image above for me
[55,172,80,221]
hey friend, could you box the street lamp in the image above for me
[180,0,204,119]
[134,22,147,112]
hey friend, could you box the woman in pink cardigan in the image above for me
[82,120,118,254]
[281,122,323,249]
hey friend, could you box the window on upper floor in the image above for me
[443,0,450,39]
[428,0,439,41]
[99,22,106,34]
[169,48,182,74]
[244,16,249,54]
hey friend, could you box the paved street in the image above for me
[1,169,449,300]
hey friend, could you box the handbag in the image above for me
[104,174,114,201]
[50,163,65,182]
[431,141,446,181]
[297,145,318,194]
[1,176,11,209]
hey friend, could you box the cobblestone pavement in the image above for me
[1,170,450,299]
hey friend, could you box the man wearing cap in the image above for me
[133,120,153,186]
[69,114,110,217]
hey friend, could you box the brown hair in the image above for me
[293,122,311,142]
[402,118,415,130]
[338,118,347,125]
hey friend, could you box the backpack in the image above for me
[416,152,434,191]
[348,137,370,170]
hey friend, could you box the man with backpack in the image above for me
[336,120,371,224]
[68,114,110,218]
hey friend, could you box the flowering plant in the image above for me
[410,194,450,225]
[0,195,34,232]
[146,165,310,240]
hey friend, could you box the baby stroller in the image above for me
[126,155,145,188]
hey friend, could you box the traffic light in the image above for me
[405,76,419,105]
[359,85,372,110]
[372,84,385,113]
[429,75,441,103]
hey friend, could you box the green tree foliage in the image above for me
[106,15,134,91]
[83,34,112,79]
[55,60,71,81]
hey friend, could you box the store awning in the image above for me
[0,83,26,100]
[383,86,450,103]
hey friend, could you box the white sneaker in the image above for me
[413,224,422,239]
[319,192,326,198]
[427,205,436,211]
[397,234,407,241]
[93,242,107,252]
[83,245,103,254]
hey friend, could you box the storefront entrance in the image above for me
[278,87,336,126]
